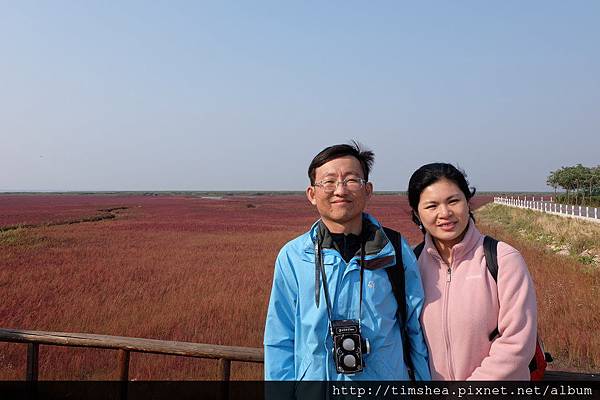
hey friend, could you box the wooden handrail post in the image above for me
[118,349,130,381]
[26,343,39,381]
[218,358,231,400]
[218,358,231,381]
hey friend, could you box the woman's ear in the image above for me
[412,210,424,231]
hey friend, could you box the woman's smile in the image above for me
[437,221,457,231]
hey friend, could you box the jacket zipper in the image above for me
[442,262,455,380]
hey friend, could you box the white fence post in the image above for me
[496,195,600,221]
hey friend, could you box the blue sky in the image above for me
[1,1,598,192]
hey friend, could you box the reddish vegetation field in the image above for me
[0,194,424,380]
[0,193,533,380]
[476,218,600,373]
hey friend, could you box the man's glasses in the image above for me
[313,177,366,193]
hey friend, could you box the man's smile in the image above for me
[331,199,352,204]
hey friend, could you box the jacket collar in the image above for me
[301,213,395,269]
[424,219,483,264]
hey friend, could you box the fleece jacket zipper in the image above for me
[442,260,455,380]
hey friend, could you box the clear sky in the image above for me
[1,1,598,192]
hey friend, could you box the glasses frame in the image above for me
[313,177,367,193]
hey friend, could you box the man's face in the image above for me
[306,155,373,233]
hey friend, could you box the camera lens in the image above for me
[342,338,355,351]
[343,354,357,368]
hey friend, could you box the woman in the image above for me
[407,163,537,380]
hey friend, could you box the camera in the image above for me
[330,319,370,374]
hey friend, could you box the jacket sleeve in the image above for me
[467,245,537,380]
[401,237,431,381]
[264,247,298,380]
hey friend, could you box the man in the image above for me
[264,142,430,380]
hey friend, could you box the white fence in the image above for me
[494,196,600,223]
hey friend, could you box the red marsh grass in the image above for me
[476,205,600,372]
[0,194,507,380]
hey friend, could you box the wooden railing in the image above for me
[0,328,263,381]
[1,328,598,382]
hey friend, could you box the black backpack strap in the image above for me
[413,241,425,259]
[382,226,414,380]
[483,236,499,282]
[484,235,547,372]
[484,235,501,341]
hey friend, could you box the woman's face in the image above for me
[416,178,470,248]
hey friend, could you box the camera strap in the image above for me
[358,241,365,324]
[315,230,333,322]
[315,227,367,324]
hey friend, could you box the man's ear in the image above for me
[306,185,317,205]
[365,182,373,199]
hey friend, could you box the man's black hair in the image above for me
[407,163,476,233]
[308,141,374,185]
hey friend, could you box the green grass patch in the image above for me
[476,204,600,268]
[0,228,48,248]
[0,228,28,246]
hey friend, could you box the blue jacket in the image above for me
[264,213,430,381]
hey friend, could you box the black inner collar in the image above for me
[330,232,362,263]
[316,216,389,263]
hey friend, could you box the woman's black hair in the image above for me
[407,163,476,234]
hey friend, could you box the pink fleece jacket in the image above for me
[418,222,537,380]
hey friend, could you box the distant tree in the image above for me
[592,165,600,196]
[555,166,576,201]
[547,170,560,194]
[548,164,599,205]
[572,164,589,204]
